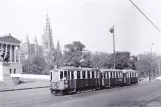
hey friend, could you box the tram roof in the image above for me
[100,69,122,72]
[122,69,138,73]
[58,66,98,71]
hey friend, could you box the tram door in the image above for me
[126,72,130,84]
[123,72,130,84]
[123,73,126,84]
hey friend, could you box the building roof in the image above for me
[0,35,21,44]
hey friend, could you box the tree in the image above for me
[108,52,130,69]
[22,54,46,74]
[63,41,86,66]
[107,51,137,70]
[80,50,91,67]
[136,53,160,78]
[128,55,137,70]
[90,52,110,68]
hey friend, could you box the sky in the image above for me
[0,0,161,55]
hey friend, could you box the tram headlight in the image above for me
[64,84,68,88]
[65,80,68,84]
[55,85,58,89]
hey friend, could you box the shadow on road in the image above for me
[19,80,35,84]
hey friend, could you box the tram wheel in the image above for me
[54,91,57,96]
[60,91,64,96]
[50,89,54,94]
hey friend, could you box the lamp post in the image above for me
[109,25,116,69]
[145,43,154,80]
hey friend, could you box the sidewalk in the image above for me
[0,79,50,92]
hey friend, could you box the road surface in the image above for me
[0,80,161,107]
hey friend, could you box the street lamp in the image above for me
[109,25,116,69]
[145,43,154,80]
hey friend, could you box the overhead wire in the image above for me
[129,0,161,33]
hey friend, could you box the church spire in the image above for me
[56,39,61,53]
[26,34,29,43]
[42,14,54,56]
[34,36,38,53]
[45,14,51,33]
[34,36,38,44]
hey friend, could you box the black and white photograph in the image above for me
[0,0,161,107]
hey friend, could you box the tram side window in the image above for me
[97,71,99,78]
[60,71,63,79]
[111,72,113,78]
[87,71,90,78]
[50,72,52,80]
[92,71,94,78]
[116,72,118,78]
[71,71,74,79]
[123,73,125,77]
[77,71,80,79]
[120,73,122,78]
[108,72,110,78]
[94,71,96,78]
[68,71,70,79]
[133,73,135,77]
[64,71,67,79]
[104,73,106,78]
[131,73,133,77]
[82,71,85,79]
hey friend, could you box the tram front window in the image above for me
[60,71,63,79]
[64,71,67,79]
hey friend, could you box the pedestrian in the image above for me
[149,76,151,82]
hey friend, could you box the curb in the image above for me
[0,86,50,92]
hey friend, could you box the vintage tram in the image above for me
[122,70,138,85]
[50,66,138,95]
[50,66,99,95]
[100,69,124,88]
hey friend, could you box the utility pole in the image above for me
[110,25,116,69]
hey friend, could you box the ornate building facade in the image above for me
[20,14,55,60]
[20,35,42,61]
